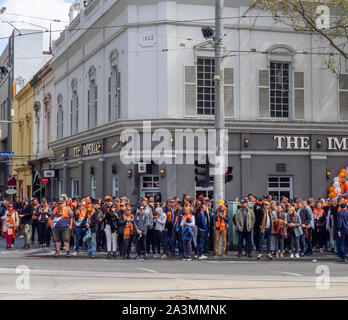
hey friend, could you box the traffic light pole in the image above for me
[214,0,225,207]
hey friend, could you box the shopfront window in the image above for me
[71,179,79,198]
[268,176,293,200]
[141,175,161,200]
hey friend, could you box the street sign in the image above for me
[43,170,55,178]
[0,152,14,157]
[41,178,49,184]
[5,188,16,195]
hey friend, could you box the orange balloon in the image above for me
[339,172,345,178]
[329,186,335,192]
[329,192,337,198]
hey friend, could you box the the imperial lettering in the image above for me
[82,142,102,156]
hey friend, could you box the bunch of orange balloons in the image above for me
[329,168,347,198]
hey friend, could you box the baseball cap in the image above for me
[218,200,225,206]
[105,196,112,201]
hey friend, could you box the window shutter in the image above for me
[224,68,234,117]
[184,65,196,116]
[294,71,304,120]
[117,71,121,119]
[259,69,270,118]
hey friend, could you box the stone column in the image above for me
[310,154,327,199]
[63,162,70,196]
[78,160,84,197]
[97,157,105,198]
[241,153,252,198]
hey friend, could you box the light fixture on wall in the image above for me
[121,139,127,146]
[127,169,132,177]
[317,140,322,148]
[160,169,166,177]
[243,139,249,148]
[326,171,332,180]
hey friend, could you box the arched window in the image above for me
[87,66,97,129]
[108,50,121,122]
[57,94,64,139]
[71,78,79,135]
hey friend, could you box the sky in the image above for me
[0,0,74,54]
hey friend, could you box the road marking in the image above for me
[206,261,220,264]
[277,271,303,277]
[138,268,158,273]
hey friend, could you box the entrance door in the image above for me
[140,175,161,201]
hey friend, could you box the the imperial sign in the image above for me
[73,141,102,158]
[274,136,348,151]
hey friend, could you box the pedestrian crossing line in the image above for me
[277,271,303,277]
[138,268,158,273]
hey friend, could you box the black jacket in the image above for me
[81,211,99,233]
[105,209,118,233]
[117,210,126,234]
[21,204,33,225]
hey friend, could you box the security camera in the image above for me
[201,26,215,39]
[0,7,6,14]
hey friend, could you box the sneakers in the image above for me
[267,254,272,260]
[54,251,61,257]
[194,255,198,259]
[295,253,300,259]
[72,251,78,256]
[257,254,262,260]
[213,255,218,259]
[186,257,192,261]
[161,254,167,259]
[320,248,324,254]
[290,253,294,259]
[66,251,70,257]
[182,257,187,261]
[153,254,160,258]
[198,255,207,260]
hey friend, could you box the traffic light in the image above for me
[225,167,233,183]
[195,160,209,188]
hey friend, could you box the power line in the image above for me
[0,14,328,41]
[1,11,67,23]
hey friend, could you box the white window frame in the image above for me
[140,175,160,198]
[71,179,79,198]
[91,176,96,198]
[270,62,290,119]
[339,73,348,121]
[197,57,215,116]
[267,176,293,200]
[108,67,119,122]
[112,175,119,197]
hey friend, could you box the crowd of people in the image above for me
[0,193,348,262]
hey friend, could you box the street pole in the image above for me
[214,0,225,207]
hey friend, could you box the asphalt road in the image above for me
[1,237,348,300]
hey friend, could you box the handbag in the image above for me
[83,229,92,242]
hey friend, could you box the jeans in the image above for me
[123,236,133,258]
[275,234,284,253]
[31,220,38,242]
[290,232,300,254]
[37,222,48,245]
[198,229,207,256]
[183,238,192,258]
[259,228,271,254]
[334,227,344,258]
[339,233,348,259]
[136,234,146,256]
[238,230,252,254]
[300,232,306,254]
[171,229,183,255]
[146,228,156,254]
[328,227,335,249]
[164,230,172,253]
[156,230,166,254]
[75,228,87,252]
[86,232,97,255]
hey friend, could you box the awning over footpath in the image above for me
[7,176,16,187]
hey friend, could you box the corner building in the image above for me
[49,0,348,203]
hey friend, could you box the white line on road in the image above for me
[138,268,158,273]
[277,271,303,277]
